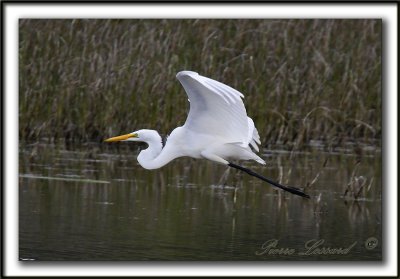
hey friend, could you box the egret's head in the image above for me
[104,129,158,143]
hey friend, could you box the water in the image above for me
[19,142,382,261]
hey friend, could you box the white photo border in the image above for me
[4,2,398,277]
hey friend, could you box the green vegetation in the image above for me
[19,19,381,150]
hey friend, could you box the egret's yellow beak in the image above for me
[104,133,137,142]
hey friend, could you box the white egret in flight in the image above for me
[105,71,309,198]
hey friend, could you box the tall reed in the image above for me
[19,19,381,150]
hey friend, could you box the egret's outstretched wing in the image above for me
[176,71,249,145]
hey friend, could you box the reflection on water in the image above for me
[19,143,381,260]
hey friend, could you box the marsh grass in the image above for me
[343,161,375,200]
[19,19,381,150]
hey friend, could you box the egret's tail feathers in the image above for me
[255,157,266,165]
[224,142,266,165]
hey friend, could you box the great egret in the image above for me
[105,71,309,198]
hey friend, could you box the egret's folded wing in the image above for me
[176,71,249,144]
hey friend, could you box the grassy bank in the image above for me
[19,19,381,150]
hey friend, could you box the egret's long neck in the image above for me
[137,133,174,170]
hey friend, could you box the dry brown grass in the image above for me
[19,19,381,150]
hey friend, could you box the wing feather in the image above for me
[176,71,249,144]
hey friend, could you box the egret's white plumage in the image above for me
[105,71,310,198]
[106,71,264,169]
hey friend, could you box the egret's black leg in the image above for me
[228,162,310,199]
